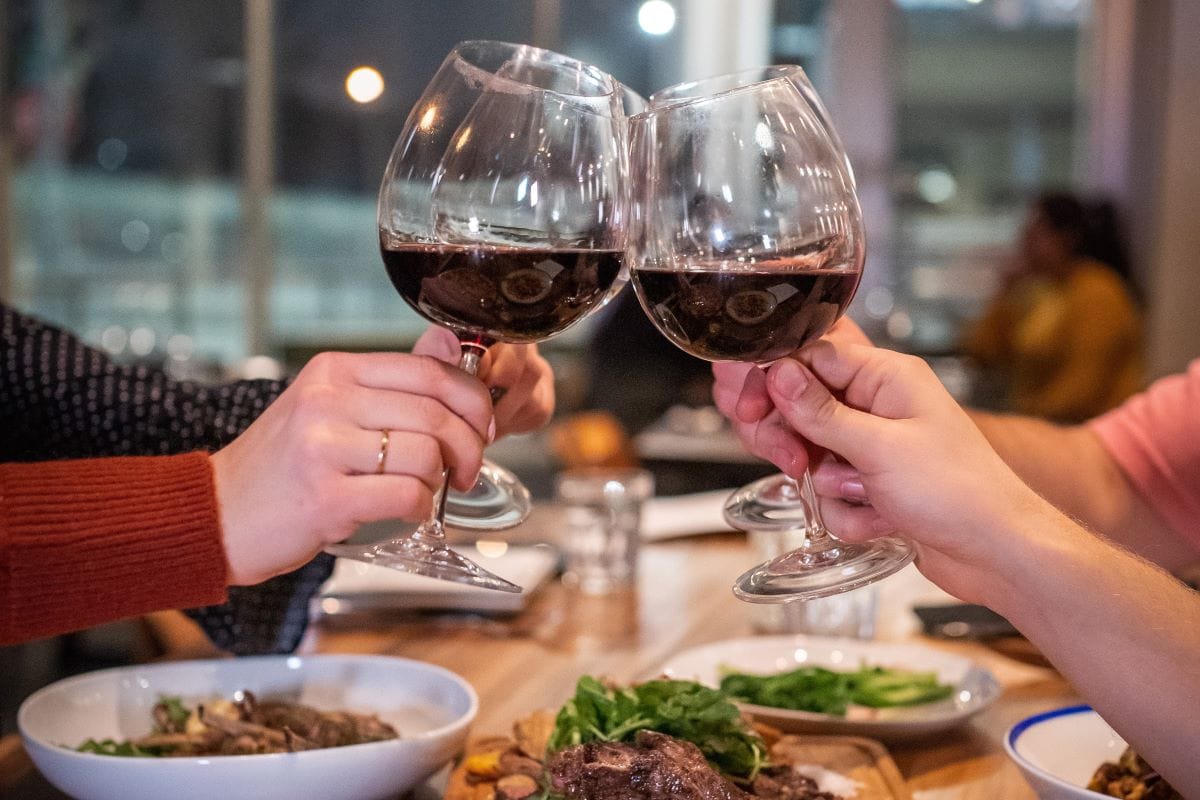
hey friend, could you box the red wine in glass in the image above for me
[633,264,860,363]
[382,243,624,344]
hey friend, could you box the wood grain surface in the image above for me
[304,530,1080,799]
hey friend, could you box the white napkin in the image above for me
[640,489,738,541]
[319,544,559,614]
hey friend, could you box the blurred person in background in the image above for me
[0,302,554,650]
[961,190,1144,423]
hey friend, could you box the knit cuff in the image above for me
[1,452,229,644]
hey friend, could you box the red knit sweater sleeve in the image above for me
[0,452,230,644]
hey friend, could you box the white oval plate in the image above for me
[19,654,477,800]
[1005,706,1125,800]
[657,635,1001,741]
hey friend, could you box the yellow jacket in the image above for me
[963,259,1144,423]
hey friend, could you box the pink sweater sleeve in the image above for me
[1,452,229,644]
[1088,360,1200,551]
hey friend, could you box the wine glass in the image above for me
[627,66,914,602]
[647,64,854,538]
[325,41,633,592]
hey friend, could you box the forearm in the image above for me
[1,304,322,654]
[967,410,1191,569]
[986,501,1200,796]
[1,303,287,460]
[52,370,288,457]
[0,454,229,644]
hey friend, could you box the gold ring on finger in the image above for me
[376,430,391,475]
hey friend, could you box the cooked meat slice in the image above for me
[751,765,840,800]
[250,702,397,748]
[547,730,749,800]
[200,706,287,747]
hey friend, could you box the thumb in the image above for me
[765,358,889,466]
[412,326,462,364]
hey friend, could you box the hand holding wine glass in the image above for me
[627,66,914,602]
[411,326,555,440]
[326,41,633,591]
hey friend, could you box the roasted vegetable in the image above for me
[1088,746,1183,799]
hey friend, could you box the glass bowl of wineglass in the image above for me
[326,41,634,591]
[647,64,854,190]
[627,66,914,602]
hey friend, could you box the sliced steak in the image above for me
[546,730,749,800]
[751,765,840,800]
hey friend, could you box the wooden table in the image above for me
[305,531,1079,800]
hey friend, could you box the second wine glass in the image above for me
[628,66,914,602]
[326,41,633,591]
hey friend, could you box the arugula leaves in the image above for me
[158,695,191,730]
[72,694,192,757]
[719,664,954,717]
[76,738,163,757]
[546,676,767,779]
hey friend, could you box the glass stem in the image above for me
[410,470,449,543]
[761,470,841,572]
[458,342,486,377]
[410,342,487,545]
[799,469,833,544]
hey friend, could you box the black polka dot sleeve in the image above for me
[1,302,334,654]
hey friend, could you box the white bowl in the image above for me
[1005,705,1125,799]
[19,654,477,800]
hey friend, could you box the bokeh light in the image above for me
[345,66,385,104]
[638,0,677,35]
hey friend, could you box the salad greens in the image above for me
[719,664,954,717]
[74,694,191,758]
[546,676,767,779]
[158,695,191,729]
[76,738,163,757]
[73,695,189,758]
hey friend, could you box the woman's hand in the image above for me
[210,351,494,585]
[413,327,555,438]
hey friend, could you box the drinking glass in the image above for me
[627,67,914,601]
[326,41,632,591]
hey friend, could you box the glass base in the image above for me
[325,534,522,593]
[444,460,532,531]
[733,535,914,603]
[723,473,813,532]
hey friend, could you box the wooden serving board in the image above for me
[444,732,911,800]
[770,735,912,800]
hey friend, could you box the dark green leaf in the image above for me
[156,695,191,731]
[546,677,766,779]
[75,738,163,757]
[718,663,954,716]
